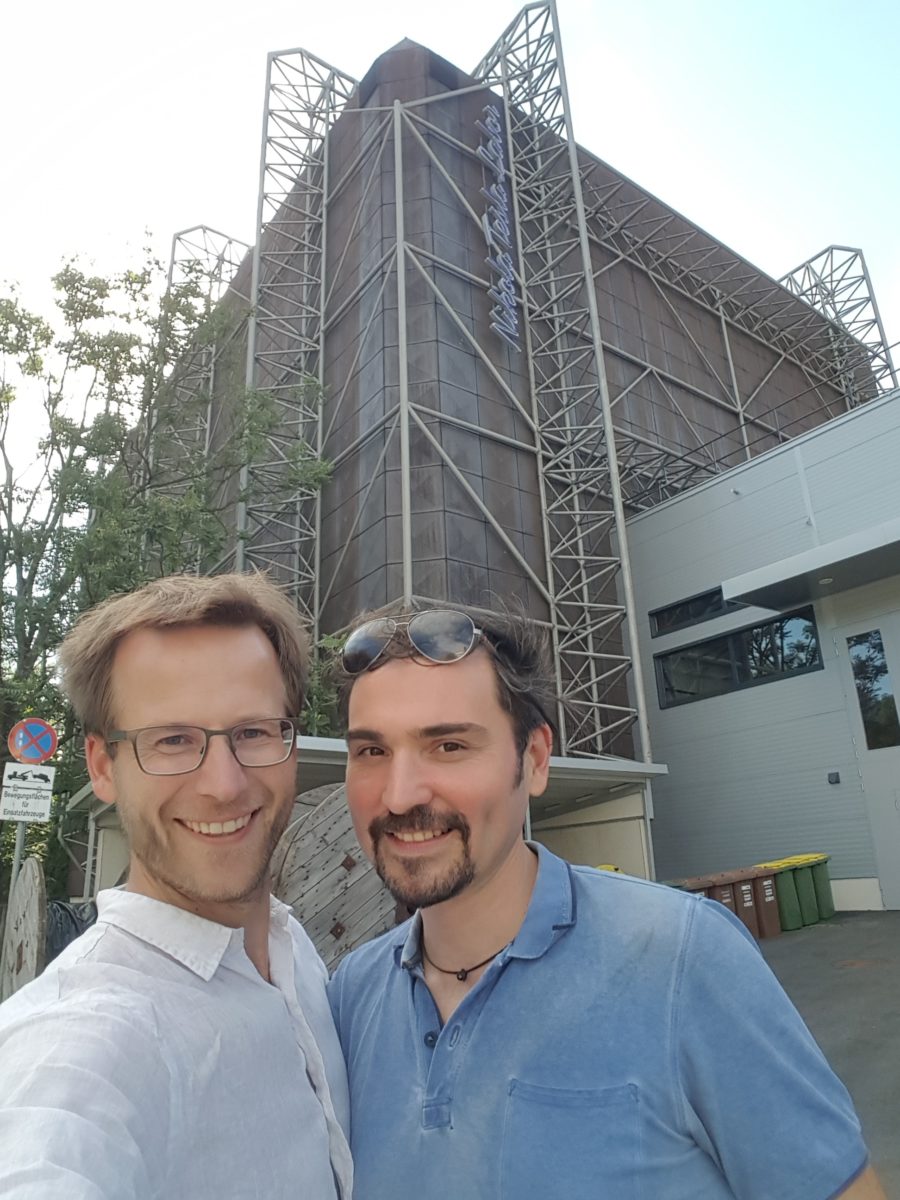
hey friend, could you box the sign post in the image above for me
[3,719,58,977]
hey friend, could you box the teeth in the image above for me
[183,813,252,837]
[394,829,443,843]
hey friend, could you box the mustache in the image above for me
[370,806,470,842]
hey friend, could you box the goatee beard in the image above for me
[370,806,474,909]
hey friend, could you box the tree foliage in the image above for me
[0,255,331,897]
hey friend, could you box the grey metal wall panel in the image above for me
[800,405,900,544]
[648,657,878,881]
[627,465,814,612]
[625,397,900,883]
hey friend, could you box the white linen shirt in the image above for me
[0,889,353,1200]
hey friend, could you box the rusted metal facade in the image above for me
[160,2,892,760]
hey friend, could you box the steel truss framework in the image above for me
[232,50,358,631]
[158,2,895,768]
[473,3,649,756]
[152,226,250,566]
[779,246,897,398]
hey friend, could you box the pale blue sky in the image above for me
[1,0,897,354]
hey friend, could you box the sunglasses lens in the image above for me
[342,620,395,674]
[408,610,477,663]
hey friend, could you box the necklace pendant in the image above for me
[456,969,468,981]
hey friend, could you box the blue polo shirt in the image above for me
[329,844,868,1200]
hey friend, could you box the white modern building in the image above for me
[627,389,900,910]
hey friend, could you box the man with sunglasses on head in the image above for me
[0,574,351,1199]
[328,604,883,1200]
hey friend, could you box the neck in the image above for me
[419,839,538,969]
[126,863,273,980]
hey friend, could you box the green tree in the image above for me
[0,256,331,898]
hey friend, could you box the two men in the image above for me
[330,605,885,1199]
[0,574,351,1198]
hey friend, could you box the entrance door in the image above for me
[834,617,900,909]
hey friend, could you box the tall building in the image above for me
[151,3,895,896]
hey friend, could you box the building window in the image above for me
[649,587,744,637]
[655,607,822,708]
[846,630,900,750]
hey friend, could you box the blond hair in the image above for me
[59,573,309,734]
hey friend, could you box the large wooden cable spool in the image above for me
[1,857,47,1002]
[272,784,398,971]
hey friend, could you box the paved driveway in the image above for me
[761,912,900,1194]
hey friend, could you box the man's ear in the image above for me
[85,734,119,807]
[524,723,553,798]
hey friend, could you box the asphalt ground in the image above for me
[760,912,900,1196]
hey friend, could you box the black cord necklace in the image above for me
[421,942,508,982]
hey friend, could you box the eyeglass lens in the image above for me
[407,611,477,662]
[342,610,477,674]
[133,720,293,775]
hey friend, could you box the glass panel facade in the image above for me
[650,588,743,637]
[846,630,900,750]
[736,613,820,681]
[656,607,822,709]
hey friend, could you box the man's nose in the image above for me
[381,753,432,815]
[196,733,249,799]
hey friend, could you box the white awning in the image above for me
[722,516,900,611]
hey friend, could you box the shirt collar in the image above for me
[395,842,576,970]
[96,889,292,982]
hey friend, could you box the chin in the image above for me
[380,862,476,910]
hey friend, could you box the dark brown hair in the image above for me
[337,602,558,759]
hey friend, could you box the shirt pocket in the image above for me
[500,1079,641,1200]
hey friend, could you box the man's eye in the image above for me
[151,730,199,752]
[437,741,464,753]
[356,745,385,758]
[234,726,272,742]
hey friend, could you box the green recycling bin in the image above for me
[792,865,819,925]
[810,855,836,920]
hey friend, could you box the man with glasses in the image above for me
[329,604,884,1200]
[0,573,351,1199]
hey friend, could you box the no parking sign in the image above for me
[7,718,57,766]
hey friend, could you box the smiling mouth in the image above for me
[390,829,450,844]
[179,812,256,837]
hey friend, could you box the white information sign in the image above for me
[1,762,55,822]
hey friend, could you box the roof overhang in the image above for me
[722,516,900,611]
[67,735,667,821]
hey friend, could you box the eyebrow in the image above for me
[345,722,488,744]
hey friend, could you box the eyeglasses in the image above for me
[106,718,299,777]
[342,610,483,676]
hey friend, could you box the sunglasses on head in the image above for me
[341,609,484,676]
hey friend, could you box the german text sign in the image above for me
[1,762,55,822]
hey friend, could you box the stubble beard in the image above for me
[121,790,294,908]
[370,806,475,909]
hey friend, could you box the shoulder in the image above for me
[327,920,408,1014]
[549,863,763,995]
[0,968,174,1135]
[567,863,736,946]
[0,932,170,1076]
[0,955,177,1195]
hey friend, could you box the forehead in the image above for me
[109,623,287,724]
[347,649,506,730]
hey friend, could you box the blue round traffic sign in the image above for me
[7,718,58,765]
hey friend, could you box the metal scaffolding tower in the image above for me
[779,246,898,401]
[474,2,649,756]
[163,224,251,458]
[145,226,250,568]
[234,50,357,632]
